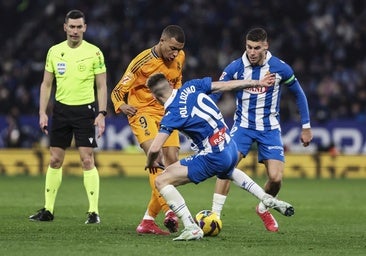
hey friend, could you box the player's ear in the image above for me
[169,82,174,89]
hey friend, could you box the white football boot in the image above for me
[262,194,295,217]
[173,225,204,241]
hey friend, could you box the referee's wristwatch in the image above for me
[98,110,107,116]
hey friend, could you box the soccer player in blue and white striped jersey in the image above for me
[145,73,294,241]
[212,27,313,232]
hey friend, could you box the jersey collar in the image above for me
[151,47,159,58]
[242,51,272,67]
[164,89,177,109]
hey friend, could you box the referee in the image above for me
[29,10,107,224]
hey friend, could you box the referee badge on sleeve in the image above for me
[57,62,66,75]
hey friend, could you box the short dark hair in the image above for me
[65,10,85,23]
[146,73,167,89]
[162,25,185,43]
[246,27,267,42]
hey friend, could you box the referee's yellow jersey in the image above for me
[45,40,106,106]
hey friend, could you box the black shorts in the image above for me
[50,101,98,149]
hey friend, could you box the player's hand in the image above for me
[301,128,313,147]
[259,73,276,87]
[94,115,106,138]
[145,162,165,174]
[120,104,137,117]
[39,113,49,135]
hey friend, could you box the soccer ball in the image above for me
[194,210,222,236]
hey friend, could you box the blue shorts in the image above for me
[230,126,284,163]
[180,141,238,184]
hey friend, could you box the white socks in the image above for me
[142,210,154,220]
[159,185,196,227]
[231,168,267,200]
[212,193,227,219]
[212,168,270,217]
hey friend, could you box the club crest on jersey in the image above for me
[244,86,269,94]
[57,62,66,75]
[121,74,132,85]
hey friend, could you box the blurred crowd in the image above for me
[1,0,366,147]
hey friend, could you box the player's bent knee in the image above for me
[154,175,164,190]
[155,172,175,191]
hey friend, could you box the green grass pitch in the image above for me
[0,176,365,256]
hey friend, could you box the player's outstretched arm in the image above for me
[211,73,275,93]
[146,132,170,168]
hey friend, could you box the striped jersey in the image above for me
[111,47,185,116]
[220,51,310,131]
[159,77,231,153]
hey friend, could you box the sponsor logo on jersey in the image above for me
[244,86,269,94]
[209,127,227,146]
